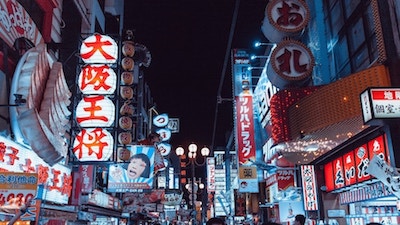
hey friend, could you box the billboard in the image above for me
[108,145,155,192]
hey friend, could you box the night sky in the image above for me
[123,0,268,150]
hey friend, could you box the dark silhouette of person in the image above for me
[262,222,281,225]
[294,214,306,225]
[206,217,226,225]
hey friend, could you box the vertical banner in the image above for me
[301,165,318,211]
[235,94,257,165]
[206,157,216,192]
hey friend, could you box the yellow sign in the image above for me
[0,172,38,209]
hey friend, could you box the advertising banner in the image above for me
[235,94,257,165]
[300,165,318,211]
[108,145,156,192]
[122,189,165,213]
[207,157,216,191]
[0,172,38,210]
[0,136,72,204]
[238,166,258,193]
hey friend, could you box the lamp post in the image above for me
[176,144,210,225]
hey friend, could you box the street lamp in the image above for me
[176,144,210,225]
[247,66,265,71]
[254,41,276,48]
[250,55,270,60]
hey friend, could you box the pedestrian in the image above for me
[294,214,306,225]
[262,222,281,225]
[206,217,226,225]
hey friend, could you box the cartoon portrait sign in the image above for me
[108,145,155,192]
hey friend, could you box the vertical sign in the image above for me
[73,34,119,162]
[301,165,318,211]
[207,158,216,192]
[235,94,257,164]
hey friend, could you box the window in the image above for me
[323,0,378,80]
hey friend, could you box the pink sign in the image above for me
[235,94,256,165]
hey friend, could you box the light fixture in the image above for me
[175,143,210,224]
[247,66,265,71]
[254,41,277,48]
[250,55,270,60]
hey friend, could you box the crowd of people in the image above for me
[204,214,307,225]
[204,215,382,225]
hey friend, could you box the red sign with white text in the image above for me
[343,151,356,186]
[368,135,387,162]
[354,144,370,182]
[235,94,256,165]
[333,157,345,189]
[276,169,294,190]
[324,134,388,192]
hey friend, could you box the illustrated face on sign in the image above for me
[127,153,150,179]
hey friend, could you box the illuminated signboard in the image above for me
[0,136,72,204]
[301,165,318,211]
[0,172,38,210]
[78,64,117,94]
[107,145,156,192]
[75,95,116,127]
[74,33,118,162]
[360,87,400,124]
[235,93,256,165]
[324,134,388,192]
[206,157,216,191]
[80,34,118,64]
[72,128,114,161]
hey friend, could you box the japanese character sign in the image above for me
[361,88,400,123]
[267,0,310,32]
[301,165,318,211]
[270,40,314,82]
[76,95,116,127]
[80,34,118,64]
[73,128,114,161]
[0,137,72,204]
[235,93,256,165]
[78,64,117,94]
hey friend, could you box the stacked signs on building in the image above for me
[0,136,72,220]
[117,35,137,156]
[324,135,391,200]
[261,0,314,211]
[153,113,171,173]
[262,0,313,89]
[73,33,118,162]
[360,87,400,124]
[232,49,259,194]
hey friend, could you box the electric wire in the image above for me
[210,0,240,153]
